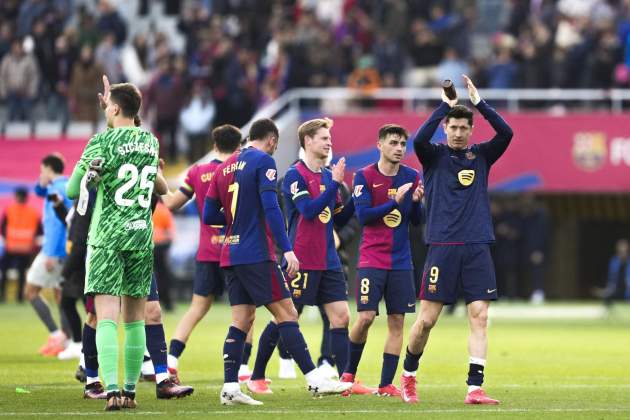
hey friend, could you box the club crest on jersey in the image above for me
[383,209,401,228]
[458,170,475,186]
[428,284,437,293]
[319,207,332,224]
[466,151,476,160]
[360,295,369,304]
[266,169,277,181]
[353,185,364,197]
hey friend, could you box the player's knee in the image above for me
[357,312,375,330]
[418,316,437,331]
[470,310,488,329]
[330,310,350,328]
[144,302,162,324]
[24,285,38,301]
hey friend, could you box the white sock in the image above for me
[304,368,321,384]
[156,372,169,384]
[51,329,63,338]
[167,354,178,369]
[469,357,486,366]
[141,359,155,375]
[223,382,240,393]
[79,352,85,369]
[402,370,416,377]
[468,385,481,393]
[86,376,100,385]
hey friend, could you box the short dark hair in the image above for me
[445,105,473,126]
[41,153,65,174]
[249,118,279,142]
[14,186,28,202]
[110,83,142,118]
[378,124,408,141]
[212,124,242,153]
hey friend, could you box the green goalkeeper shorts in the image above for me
[84,245,153,298]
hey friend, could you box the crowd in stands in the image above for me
[2,0,630,161]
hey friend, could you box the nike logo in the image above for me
[407,303,415,307]
[373,183,384,188]
[487,289,497,293]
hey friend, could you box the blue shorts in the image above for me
[289,269,347,306]
[193,261,225,297]
[148,274,159,302]
[356,269,416,315]
[224,261,290,307]
[420,244,497,305]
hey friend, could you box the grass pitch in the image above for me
[1,301,630,419]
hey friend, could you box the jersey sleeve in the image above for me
[257,154,278,194]
[352,171,371,205]
[205,166,219,201]
[179,165,196,198]
[67,133,102,199]
[282,168,310,203]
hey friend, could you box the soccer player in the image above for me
[340,124,424,397]
[67,76,159,410]
[203,118,352,405]
[27,153,73,356]
[247,118,355,394]
[160,124,255,383]
[400,75,513,404]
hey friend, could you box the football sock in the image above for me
[30,295,58,333]
[466,357,485,387]
[96,319,119,392]
[251,321,278,380]
[277,321,316,374]
[145,324,168,384]
[169,338,185,358]
[330,327,349,376]
[223,326,246,383]
[345,340,365,375]
[318,306,333,366]
[403,347,422,374]
[83,323,99,379]
[242,342,253,365]
[277,332,292,360]
[379,353,400,388]
[123,320,146,393]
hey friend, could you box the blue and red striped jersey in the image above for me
[282,160,344,270]
[353,163,421,270]
[206,147,279,267]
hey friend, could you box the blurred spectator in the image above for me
[49,34,75,133]
[492,197,521,299]
[94,32,123,83]
[0,38,40,122]
[436,47,470,87]
[121,33,152,88]
[179,81,215,163]
[0,187,41,302]
[404,19,444,87]
[519,193,551,304]
[68,44,104,129]
[598,238,630,306]
[144,56,186,161]
[347,55,381,94]
[96,0,127,46]
[152,198,175,311]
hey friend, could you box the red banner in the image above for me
[330,112,630,192]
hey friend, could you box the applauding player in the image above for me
[247,118,355,394]
[203,118,351,405]
[340,124,423,396]
[400,75,513,404]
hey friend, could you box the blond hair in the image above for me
[298,117,333,148]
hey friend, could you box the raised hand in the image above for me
[412,182,424,202]
[462,74,481,105]
[98,74,111,110]
[441,89,458,108]
[395,182,413,204]
[331,157,346,183]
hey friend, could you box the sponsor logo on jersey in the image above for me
[458,170,475,186]
[211,234,226,245]
[573,132,606,171]
[320,184,326,193]
[318,206,331,224]
[466,151,476,160]
[353,185,364,197]
[266,169,277,181]
[383,209,401,228]
[124,220,147,230]
[224,235,240,245]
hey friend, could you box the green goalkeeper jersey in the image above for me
[67,126,160,251]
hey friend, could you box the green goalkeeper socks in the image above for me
[123,320,146,392]
[96,319,119,392]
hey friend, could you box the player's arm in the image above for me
[410,179,425,226]
[464,75,514,165]
[67,134,102,199]
[283,169,340,221]
[202,172,226,225]
[333,196,355,228]
[410,92,454,165]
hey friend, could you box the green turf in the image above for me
[1,302,630,419]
